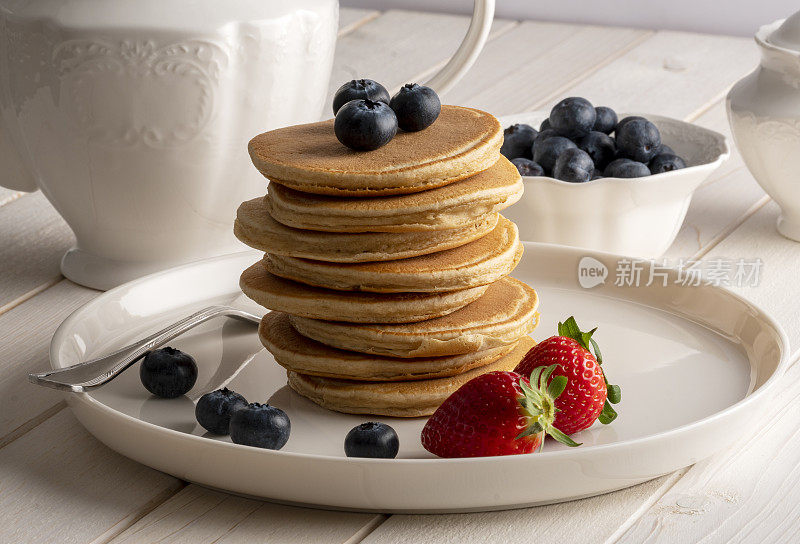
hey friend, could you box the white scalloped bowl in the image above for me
[499,112,730,258]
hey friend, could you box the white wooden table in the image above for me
[2,9,798,543]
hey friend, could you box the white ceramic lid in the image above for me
[767,13,800,50]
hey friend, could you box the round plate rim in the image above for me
[50,243,790,467]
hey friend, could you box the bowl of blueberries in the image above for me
[499,97,729,257]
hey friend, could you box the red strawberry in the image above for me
[515,316,621,435]
[421,367,578,458]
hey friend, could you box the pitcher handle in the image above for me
[423,0,495,95]
[0,122,37,192]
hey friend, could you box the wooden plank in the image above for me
[663,101,767,260]
[0,280,98,447]
[556,30,757,120]
[0,409,182,544]
[108,485,380,544]
[696,200,800,351]
[445,22,651,116]
[338,7,379,36]
[361,474,682,544]
[324,10,516,115]
[0,192,74,313]
[615,355,800,543]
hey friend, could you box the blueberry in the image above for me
[334,99,398,151]
[649,153,687,174]
[139,347,197,398]
[591,169,604,180]
[533,135,577,174]
[539,118,551,132]
[615,118,661,163]
[532,129,556,153]
[657,143,675,155]
[604,158,629,176]
[500,124,538,160]
[604,158,650,178]
[195,388,248,435]
[511,158,544,177]
[229,403,290,450]
[332,79,390,115]
[344,422,399,459]
[577,131,616,170]
[593,106,618,134]
[549,97,596,139]
[553,148,594,183]
[614,115,646,136]
[389,83,441,132]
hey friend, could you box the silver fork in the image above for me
[29,305,261,393]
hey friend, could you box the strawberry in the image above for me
[421,367,578,458]
[514,316,621,435]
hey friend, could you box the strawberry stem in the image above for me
[557,316,622,425]
[516,364,581,448]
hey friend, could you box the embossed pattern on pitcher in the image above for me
[55,38,231,148]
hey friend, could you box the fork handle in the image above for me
[29,306,260,393]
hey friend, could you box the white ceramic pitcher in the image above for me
[0,0,494,289]
[727,12,800,242]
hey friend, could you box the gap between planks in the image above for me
[0,189,24,207]
[522,30,654,112]
[603,468,691,544]
[344,514,391,544]
[689,195,771,262]
[0,274,64,317]
[89,481,189,544]
[399,19,522,95]
[338,9,381,37]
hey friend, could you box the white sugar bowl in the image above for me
[727,12,800,242]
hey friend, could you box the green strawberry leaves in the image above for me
[516,364,580,448]
[558,316,622,425]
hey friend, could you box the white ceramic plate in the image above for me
[50,245,788,513]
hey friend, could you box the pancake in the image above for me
[265,156,522,233]
[286,336,536,417]
[263,216,522,293]
[248,105,503,196]
[289,276,539,357]
[235,197,499,262]
[259,311,517,381]
[240,262,488,323]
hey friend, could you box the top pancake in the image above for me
[265,156,522,232]
[248,105,503,196]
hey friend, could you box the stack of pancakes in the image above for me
[235,105,540,417]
